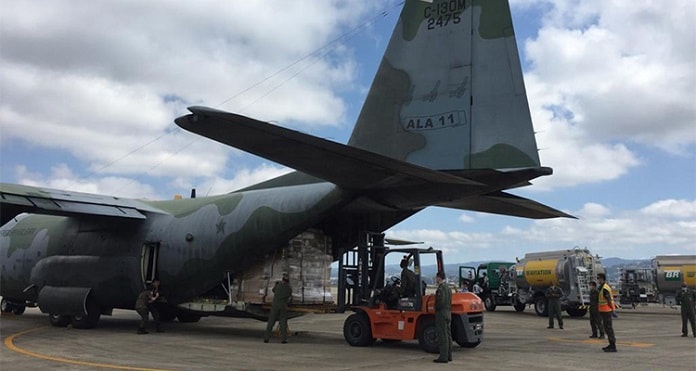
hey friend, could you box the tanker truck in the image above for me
[511,248,605,317]
[652,255,696,306]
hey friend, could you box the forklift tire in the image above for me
[343,312,375,347]
[416,317,439,353]
[452,316,479,348]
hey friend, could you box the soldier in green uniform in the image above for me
[264,274,293,343]
[546,282,563,329]
[676,282,696,337]
[400,257,416,297]
[588,281,604,339]
[433,271,452,363]
[134,280,161,334]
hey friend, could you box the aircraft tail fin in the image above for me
[348,0,540,172]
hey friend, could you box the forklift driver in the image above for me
[400,257,417,297]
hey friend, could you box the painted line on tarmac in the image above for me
[4,327,178,371]
[548,336,654,348]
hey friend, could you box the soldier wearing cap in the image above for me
[264,274,293,343]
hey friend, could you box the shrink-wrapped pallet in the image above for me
[231,230,334,304]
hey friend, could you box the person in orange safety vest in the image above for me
[597,273,616,352]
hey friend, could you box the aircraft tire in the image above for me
[1,298,13,313]
[343,312,375,347]
[157,304,177,322]
[416,316,439,353]
[12,305,26,315]
[49,313,71,327]
[176,311,201,323]
[70,301,101,329]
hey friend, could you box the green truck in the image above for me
[459,262,520,312]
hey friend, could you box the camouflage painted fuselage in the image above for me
[1,182,346,309]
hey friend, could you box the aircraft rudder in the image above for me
[349,0,542,171]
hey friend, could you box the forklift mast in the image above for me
[337,232,385,312]
[337,231,444,313]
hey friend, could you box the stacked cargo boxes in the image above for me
[231,229,333,305]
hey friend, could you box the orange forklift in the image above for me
[338,233,484,353]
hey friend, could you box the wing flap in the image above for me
[0,183,165,224]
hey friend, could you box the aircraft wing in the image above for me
[436,191,575,219]
[175,106,482,190]
[0,183,167,225]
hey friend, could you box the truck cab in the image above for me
[459,262,518,312]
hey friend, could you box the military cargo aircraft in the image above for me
[0,0,573,328]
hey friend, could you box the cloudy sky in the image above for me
[1,0,694,263]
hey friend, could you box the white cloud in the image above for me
[14,164,160,200]
[641,199,696,219]
[518,0,695,190]
[392,198,696,262]
[0,0,377,181]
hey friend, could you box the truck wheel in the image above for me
[49,313,71,327]
[534,297,547,316]
[417,317,439,353]
[514,301,526,312]
[484,296,496,312]
[343,312,375,347]
[566,307,587,317]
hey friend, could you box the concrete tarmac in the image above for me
[2,304,695,370]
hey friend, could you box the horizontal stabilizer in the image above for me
[0,183,166,225]
[175,106,482,190]
[437,191,575,219]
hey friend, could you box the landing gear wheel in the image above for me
[71,301,101,329]
[12,305,26,315]
[416,317,439,353]
[49,313,71,327]
[176,311,201,323]
[157,304,177,322]
[1,298,13,313]
[343,312,375,347]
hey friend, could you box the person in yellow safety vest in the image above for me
[597,273,617,352]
